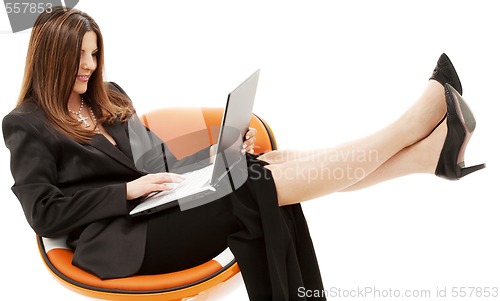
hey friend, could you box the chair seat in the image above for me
[39,236,239,299]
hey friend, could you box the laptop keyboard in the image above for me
[171,164,214,193]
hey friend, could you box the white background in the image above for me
[1,1,499,300]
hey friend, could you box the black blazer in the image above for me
[2,85,211,279]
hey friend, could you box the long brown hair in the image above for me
[17,6,135,143]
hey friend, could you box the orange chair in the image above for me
[141,107,277,159]
[37,107,277,301]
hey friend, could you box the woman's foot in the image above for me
[395,80,447,147]
[418,118,449,174]
[395,53,462,147]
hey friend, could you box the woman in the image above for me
[2,7,484,301]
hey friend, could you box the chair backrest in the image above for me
[37,107,277,301]
[140,107,277,158]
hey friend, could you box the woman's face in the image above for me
[72,30,98,96]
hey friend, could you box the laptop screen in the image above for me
[210,69,260,189]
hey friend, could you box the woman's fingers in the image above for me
[150,172,185,184]
[242,127,257,154]
[245,127,257,140]
[126,173,185,200]
[242,139,255,154]
[144,173,185,193]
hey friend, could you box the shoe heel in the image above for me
[458,163,486,178]
[436,83,486,180]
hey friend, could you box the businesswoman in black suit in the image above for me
[3,7,484,301]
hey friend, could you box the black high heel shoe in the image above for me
[430,53,463,95]
[435,84,485,180]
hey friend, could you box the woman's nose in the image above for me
[81,54,96,71]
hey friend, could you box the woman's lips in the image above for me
[76,75,90,82]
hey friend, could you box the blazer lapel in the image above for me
[89,121,143,174]
[105,120,134,159]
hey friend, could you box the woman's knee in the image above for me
[264,164,300,206]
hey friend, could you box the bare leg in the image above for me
[260,81,446,206]
[340,119,447,191]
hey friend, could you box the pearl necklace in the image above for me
[68,96,100,134]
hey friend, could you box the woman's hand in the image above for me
[126,173,185,200]
[208,127,258,163]
[242,127,257,154]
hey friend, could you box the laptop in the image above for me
[130,69,260,216]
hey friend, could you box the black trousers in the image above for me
[138,156,326,301]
